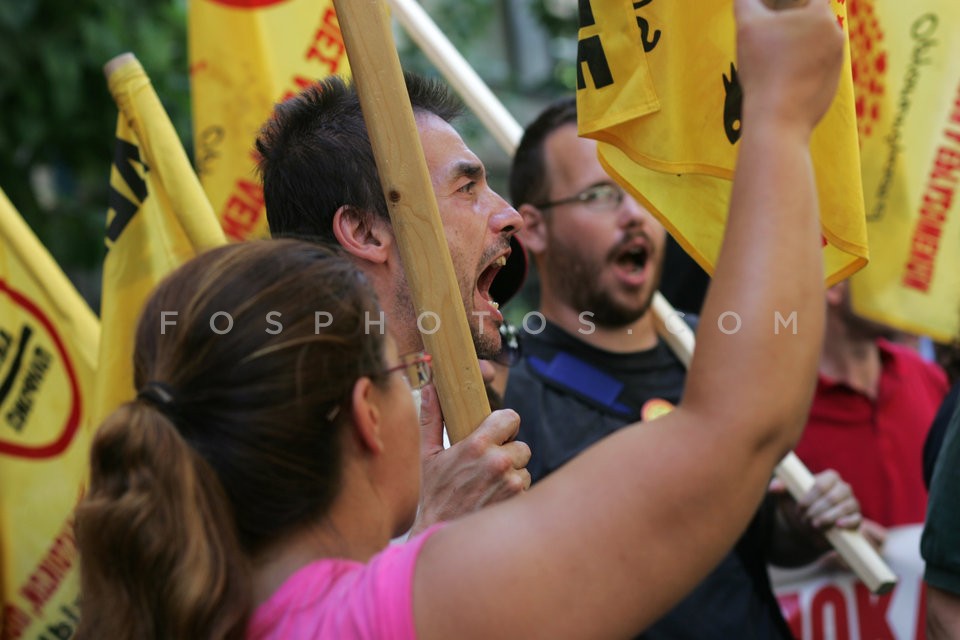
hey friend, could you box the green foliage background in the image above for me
[0,0,190,281]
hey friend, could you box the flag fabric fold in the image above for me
[577,0,869,287]
[0,187,98,638]
[189,0,351,241]
[848,0,960,343]
[93,54,226,428]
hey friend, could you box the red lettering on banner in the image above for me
[812,586,850,640]
[1,604,31,640]
[305,8,345,75]
[854,583,895,639]
[280,8,346,102]
[902,82,960,292]
[18,518,76,617]
[930,146,960,182]
[778,592,804,639]
[221,178,265,241]
[280,75,315,103]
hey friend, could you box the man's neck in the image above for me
[819,317,882,399]
[540,301,659,353]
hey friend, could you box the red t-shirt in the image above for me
[794,340,948,526]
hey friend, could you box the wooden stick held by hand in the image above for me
[776,453,897,594]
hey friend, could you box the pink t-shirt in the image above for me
[247,525,442,640]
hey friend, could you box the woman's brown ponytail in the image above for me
[76,401,249,639]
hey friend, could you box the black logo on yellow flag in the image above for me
[107,138,148,245]
[633,0,661,53]
[723,63,743,144]
[577,0,613,90]
[577,0,664,91]
[0,281,81,459]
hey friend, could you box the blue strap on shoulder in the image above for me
[528,352,633,415]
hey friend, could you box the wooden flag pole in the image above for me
[333,0,489,443]
[381,0,896,593]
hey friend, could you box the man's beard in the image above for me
[543,234,657,329]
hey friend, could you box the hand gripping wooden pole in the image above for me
[333,0,489,443]
[652,293,897,595]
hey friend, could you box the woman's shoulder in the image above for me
[248,525,445,640]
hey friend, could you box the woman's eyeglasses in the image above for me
[325,352,434,423]
[534,182,625,212]
[381,351,433,390]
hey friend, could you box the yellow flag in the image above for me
[0,188,98,638]
[93,54,227,427]
[577,0,869,286]
[189,0,351,241]
[848,0,960,343]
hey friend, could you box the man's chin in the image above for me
[588,298,653,328]
[472,331,502,361]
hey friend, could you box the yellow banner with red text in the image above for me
[189,0,351,241]
[0,187,98,639]
[848,0,960,343]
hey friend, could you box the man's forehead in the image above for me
[415,113,484,182]
[546,125,599,182]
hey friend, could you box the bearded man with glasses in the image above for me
[504,97,864,640]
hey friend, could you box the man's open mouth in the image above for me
[477,254,508,310]
[613,244,649,274]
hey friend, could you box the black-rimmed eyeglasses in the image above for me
[534,182,625,212]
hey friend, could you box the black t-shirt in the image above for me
[504,321,793,640]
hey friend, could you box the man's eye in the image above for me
[458,181,476,194]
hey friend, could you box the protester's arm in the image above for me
[928,586,960,640]
[768,470,863,567]
[413,1,844,638]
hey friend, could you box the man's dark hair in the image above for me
[508,97,577,208]
[257,73,463,243]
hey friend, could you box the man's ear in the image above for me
[517,203,547,254]
[349,377,385,455]
[333,205,393,265]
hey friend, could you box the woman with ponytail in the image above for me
[77,240,394,639]
[77,1,846,635]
